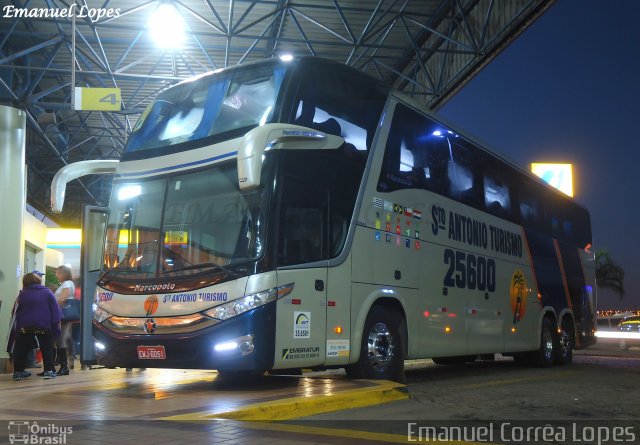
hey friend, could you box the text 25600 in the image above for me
[443,249,496,292]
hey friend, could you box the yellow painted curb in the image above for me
[161,379,408,421]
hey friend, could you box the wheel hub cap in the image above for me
[367,322,395,372]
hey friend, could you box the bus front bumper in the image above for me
[92,303,276,372]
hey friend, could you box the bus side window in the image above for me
[484,174,511,219]
[520,180,549,233]
[447,142,482,208]
[422,143,450,195]
[291,64,386,153]
[563,219,574,244]
[447,159,473,200]
[520,198,538,227]
[378,104,451,194]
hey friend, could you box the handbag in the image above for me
[61,298,81,321]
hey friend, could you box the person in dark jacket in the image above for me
[12,271,62,380]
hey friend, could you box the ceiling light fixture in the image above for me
[149,3,185,49]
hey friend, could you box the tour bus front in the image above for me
[88,60,290,370]
[93,157,283,370]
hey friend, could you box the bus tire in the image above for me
[527,317,555,367]
[346,306,405,382]
[554,317,574,366]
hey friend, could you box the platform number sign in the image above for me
[100,93,118,105]
[74,87,121,111]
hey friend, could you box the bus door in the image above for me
[80,205,109,365]
[272,175,328,369]
[275,267,327,369]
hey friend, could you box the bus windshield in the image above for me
[103,161,270,278]
[125,63,285,154]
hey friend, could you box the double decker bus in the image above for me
[52,57,596,381]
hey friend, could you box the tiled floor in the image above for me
[1,365,406,444]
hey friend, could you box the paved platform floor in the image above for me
[4,346,638,444]
[1,364,408,444]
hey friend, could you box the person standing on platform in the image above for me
[54,265,75,376]
[11,271,61,380]
[71,278,82,365]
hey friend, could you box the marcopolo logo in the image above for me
[134,283,176,292]
[8,421,73,444]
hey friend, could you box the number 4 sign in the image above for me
[74,87,121,111]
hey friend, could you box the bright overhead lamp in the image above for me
[149,3,185,49]
[279,54,294,62]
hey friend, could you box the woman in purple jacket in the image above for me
[12,271,62,380]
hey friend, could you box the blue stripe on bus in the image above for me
[117,151,238,178]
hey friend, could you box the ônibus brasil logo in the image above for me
[8,421,73,444]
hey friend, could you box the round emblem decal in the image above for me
[144,295,159,316]
[144,318,157,334]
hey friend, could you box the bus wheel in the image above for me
[346,306,405,382]
[554,318,574,366]
[527,317,555,367]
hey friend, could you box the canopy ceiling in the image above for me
[0,0,554,225]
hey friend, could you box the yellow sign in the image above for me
[165,231,188,245]
[531,163,573,197]
[74,87,121,111]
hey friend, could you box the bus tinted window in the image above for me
[126,64,285,153]
[520,197,539,226]
[378,104,451,194]
[276,149,367,266]
[484,173,511,219]
[290,63,387,152]
[448,141,481,207]
[278,175,327,265]
[378,103,484,209]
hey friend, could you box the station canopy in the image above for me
[0,0,554,226]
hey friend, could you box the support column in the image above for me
[0,105,26,372]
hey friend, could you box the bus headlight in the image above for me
[214,335,255,355]
[204,283,293,321]
[93,307,112,323]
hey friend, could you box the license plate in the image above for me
[137,345,166,360]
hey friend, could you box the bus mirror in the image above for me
[238,124,345,190]
[51,160,119,213]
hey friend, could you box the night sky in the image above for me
[438,0,640,311]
